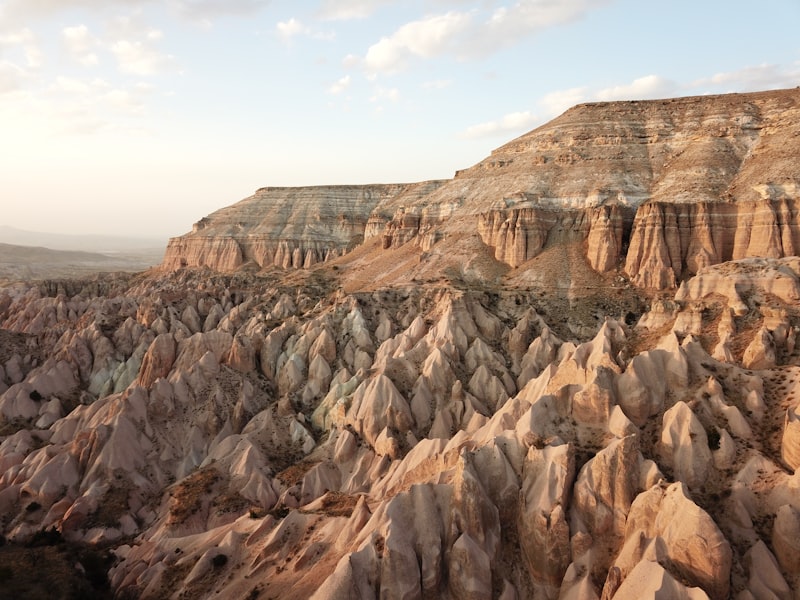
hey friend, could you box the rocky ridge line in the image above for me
[162,88,800,290]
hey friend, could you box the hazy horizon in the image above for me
[2,0,799,238]
[0,224,169,252]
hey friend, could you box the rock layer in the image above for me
[162,182,446,271]
[4,87,800,599]
[162,88,800,290]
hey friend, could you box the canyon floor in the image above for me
[0,253,799,599]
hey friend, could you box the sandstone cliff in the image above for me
[162,88,800,290]
[162,182,446,271]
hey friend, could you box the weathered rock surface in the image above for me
[163,88,800,291]
[3,88,800,599]
[2,254,800,598]
[162,182,446,271]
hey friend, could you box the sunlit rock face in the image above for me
[3,88,800,599]
[162,182,447,271]
[4,255,800,599]
[163,89,800,291]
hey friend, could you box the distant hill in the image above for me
[0,225,167,252]
[0,242,163,280]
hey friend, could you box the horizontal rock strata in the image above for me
[162,182,446,271]
[161,89,800,290]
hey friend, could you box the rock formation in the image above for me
[2,88,800,599]
[162,88,800,291]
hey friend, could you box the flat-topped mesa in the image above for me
[162,88,800,289]
[162,182,445,271]
[463,88,800,279]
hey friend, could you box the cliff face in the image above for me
[161,182,446,271]
[162,88,800,289]
[625,197,800,288]
[477,204,634,270]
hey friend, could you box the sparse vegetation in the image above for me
[212,553,228,568]
[167,468,221,525]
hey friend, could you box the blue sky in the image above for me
[1,0,799,238]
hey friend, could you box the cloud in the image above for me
[328,75,351,95]
[51,75,93,94]
[276,17,335,42]
[594,74,674,101]
[0,60,26,93]
[62,24,100,66]
[369,85,399,102]
[461,73,676,139]
[0,27,43,68]
[695,63,800,92]
[463,110,539,139]
[111,37,174,75]
[276,18,307,39]
[364,11,473,73]
[469,64,798,143]
[361,0,611,74]
[422,79,453,90]
[0,27,35,46]
[539,86,588,116]
[536,75,677,118]
[2,0,270,21]
[317,0,397,20]
[43,75,154,133]
[480,0,610,51]
[171,0,270,18]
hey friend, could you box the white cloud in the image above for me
[463,110,539,139]
[481,0,610,51]
[539,86,588,116]
[478,65,797,143]
[364,11,473,73]
[276,18,308,40]
[536,75,678,119]
[276,17,335,42]
[62,24,100,66]
[0,60,26,93]
[104,88,146,114]
[361,0,611,74]
[422,78,453,90]
[328,74,351,95]
[369,85,399,102]
[2,0,270,21]
[696,63,800,92]
[111,38,174,75]
[171,0,270,19]
[49,76,153,132]
[0,27,35,46]
[62,25,92,52]
[461,73,675,139]
[0,27,43,68]
[318,0,397,20]
[342,53,361,68]
[594,74,674,101]
[52,75,92,94]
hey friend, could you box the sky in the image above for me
[1,0,799,239]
